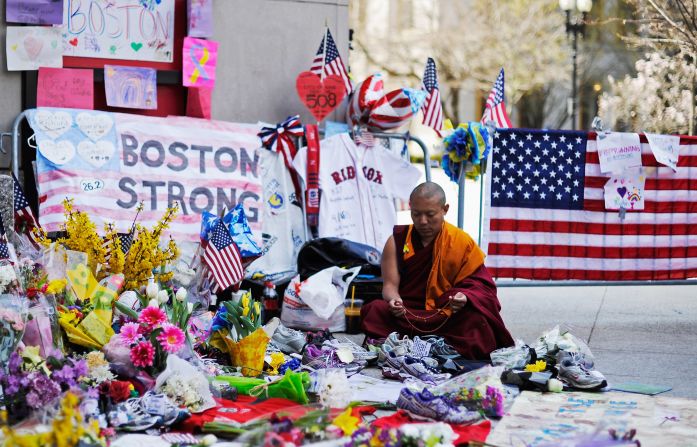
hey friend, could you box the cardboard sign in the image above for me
[183,37,218,88]
[7,0,63,25]
[26,109,263,245]
[296,71,346,122]
[645,133,680,171]
[60,0,175,62]
[6,26,63,71]
[596,132,642,173]
[37,68,94,109]
[104,65,157,110]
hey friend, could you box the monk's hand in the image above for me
[388,297,406,317]
[450,292,468,313]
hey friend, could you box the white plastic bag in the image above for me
[281,266,360,332]
[155,355,215,413]
[301,266,360,319]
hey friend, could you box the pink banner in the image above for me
[183,37,218,88]
[37,67,93,109]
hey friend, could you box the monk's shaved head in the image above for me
[410,182,446,206]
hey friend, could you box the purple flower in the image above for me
[53,365,77,387]
[72,359,89,378]
[4,375,21,395]
[25,374,60,409]
[8,352,21,373]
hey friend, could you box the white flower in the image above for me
[148,298,159,308]
[90,364,115,384]
[175,288,187,302]
[146,282,159,299]
[187,302,194,313]
[201,435,217,446]
[157,290,169,304]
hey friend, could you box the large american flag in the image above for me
[310,28,352,95]
[420,57,443,136]
[202,220,243,292]
[484,128,697,281]
[481,68,512,129]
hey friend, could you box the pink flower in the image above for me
[156,324,185,353]
[138,306,167,327]
[119,322,142,345]
[130,341,155,368]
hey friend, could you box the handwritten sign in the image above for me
[7,0,63,25]
[61,0,175,63]
[596,132,642,174]
[37,68,94,109]
[604,169,646,211]
[6,26,63,71]
[296,71,347,122]
[188,0,213,38]
[645,133,680,172]
[105,65,157,110]
[183,37,218,88]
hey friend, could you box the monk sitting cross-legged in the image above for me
[360,182,514,360]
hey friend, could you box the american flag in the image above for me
[202,220,243,292]
[0,213,9,260]
[310,28,352,95]
[420,58,443,136]
[481,68,512,129]
[12,173,41,246]
[484,128,697,281]
[119,231,135,255]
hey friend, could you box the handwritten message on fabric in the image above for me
[603,169,646,211]
[60,0,175,62]
[6,26,63,71]
[596,132,642,173]
[105,65,157,110]
[37,67,94,109]
[26,109,263,243]
[183,37,218,88]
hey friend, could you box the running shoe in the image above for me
[272,324,307,354]
[397,388,480,424]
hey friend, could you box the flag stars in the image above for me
[524,177,531,184]
[551,142,557,149]
[573,180,580,187]
[493,161,500,169]
[532,184,540,191]
[540,192,547,199]
[572,194,579,201]
[576,137,582,144]
[493,176,501,184]
[516,184,523,191]
[507,191,514,198]
[524,162,531,170]
[543,134,550,141]
[534,141,541,148]
[559,136,566,142]
[542,149,549,156]
[526,134,533,140]
[517,155,524,163]
[541,163,549,170]
[533,169,540,177]
[523,192,530,199]
[518,140,524,148]
[556,193,563,200]
[508,177,515,184]
[525,148,532,155]
[534,155,541,163]
[493,191,500,198]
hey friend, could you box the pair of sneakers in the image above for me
[556,350,607,390]
[397,388,480,425]
[301,344,366,376]
[382,351,450,384]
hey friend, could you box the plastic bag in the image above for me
[299,266,360,320]
[155,354,215,413]
[490,339,533,370]
[22,294,63,357]
[0,291,28,364]
[533,325,594,364]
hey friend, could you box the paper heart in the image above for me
[617,186,627,198]
[24,36,44,61]
[131,42,143,51]
[39,140,75,165]
[296,71,347,122]
[34,110,73,139]
[69,38,78,47]
[77,140,115,168]
[76,113,113,141]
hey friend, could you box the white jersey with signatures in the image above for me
[293,133,421,250]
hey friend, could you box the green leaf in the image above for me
[114,301,139,320]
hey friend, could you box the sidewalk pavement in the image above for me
[498,283,697,399]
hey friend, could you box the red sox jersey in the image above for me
[293,133,421,250]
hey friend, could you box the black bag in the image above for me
[297,237,382,280]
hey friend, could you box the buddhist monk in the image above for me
[360,182,514,360]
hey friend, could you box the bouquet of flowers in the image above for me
[346,423,456,447]
[208,291,268,376]
[441,121,491,181]
[0,291,27,364]
[0,347,90,424]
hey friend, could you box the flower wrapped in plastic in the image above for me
[0,291,27,365]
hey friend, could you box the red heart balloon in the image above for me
[296,71,347,122]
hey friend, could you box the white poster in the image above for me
[61,0,175,63]
[6,26,63,71]
[645,132,680,172]
[596,132,642,174]
[603,169,646,211]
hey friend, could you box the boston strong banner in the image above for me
[27,108,263,243]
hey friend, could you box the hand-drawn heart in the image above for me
[296,71,347,122]
[69,38,78,47]
[39,140,76,165]
[77,140,115,168]
[76,113,113,141]
[24,36,44,61]
[131,42,143,51]
[34,110,73,139]
[617,186,627,198]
